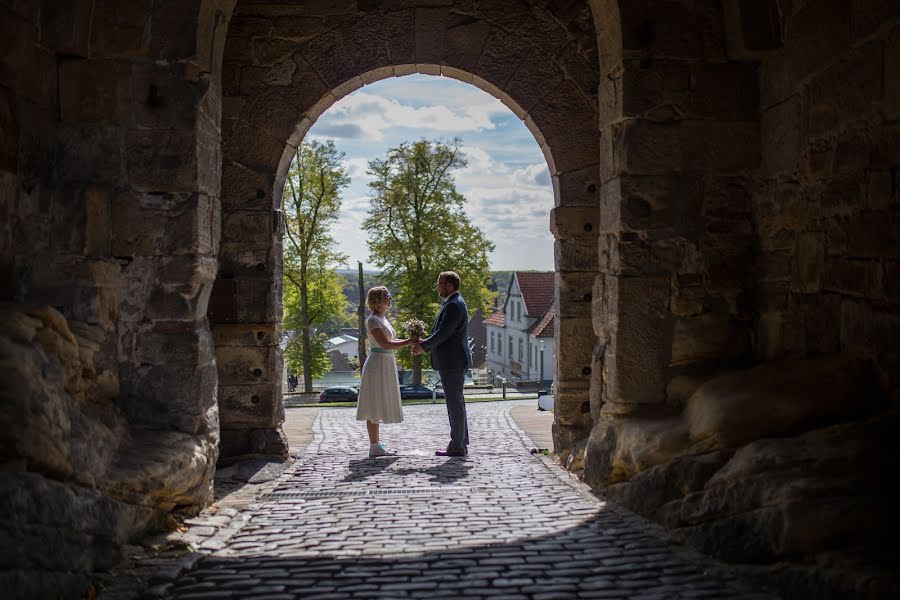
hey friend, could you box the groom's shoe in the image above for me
[435,446,467,457]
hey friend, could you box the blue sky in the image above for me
[305,74,554,271]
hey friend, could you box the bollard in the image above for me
[501,378,507,399]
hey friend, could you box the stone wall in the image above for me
[3,0,899,595]
[1,0,234,592]
[582,1,900,595]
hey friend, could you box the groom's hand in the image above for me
[412,344,424,356]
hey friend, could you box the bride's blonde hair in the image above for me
[366,286,390,312]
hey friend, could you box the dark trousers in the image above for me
[438,368,469,450]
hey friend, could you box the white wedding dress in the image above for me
[355,313,404,424]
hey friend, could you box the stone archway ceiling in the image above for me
[222,0,601,187]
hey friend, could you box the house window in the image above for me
[509,337,513,357]
[517,302,521,321]
[498,334,502,356]
[518,339,523,361]
[490,332,495,352]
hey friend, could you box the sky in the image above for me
[304,74,555,272]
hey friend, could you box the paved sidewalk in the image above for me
[169,401,774,599]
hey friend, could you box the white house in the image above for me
[483,271,555,387]
[324,334,359,361]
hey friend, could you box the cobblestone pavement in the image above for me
[169,401,775,599]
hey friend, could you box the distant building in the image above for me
[484,271,556,387]
[467,307,488,369]
[324,334,359,361]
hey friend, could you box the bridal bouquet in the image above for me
[403,318,426,338]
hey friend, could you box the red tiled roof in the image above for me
[515,271,555,317]
[528,306,556,338]
[482,309,505,327]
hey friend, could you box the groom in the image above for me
[414,271,472,457]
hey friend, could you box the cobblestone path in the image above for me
[170,401,773,599]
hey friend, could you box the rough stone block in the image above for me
[847,211,900,258]
[684,355,877,451]
[40,0,92,56]
[0,87,18,173]
[840,298,900,353]
[90,0,151,56]
[556,271,594,319]
[554,238,600,273]
[619,1,703,58]
[218,242,273,280]
[240,57,328,139]
[807,41,883,136]
[111,192,217,257]
[57,124,124,185]
[550,206,601,239]
[823,258,880,298]
[887,26,900,121]
[235,277,281,323]
[602,276,669,405]
[885,259,900,303]
[130,62,203,130]
[83,186,111,258]
[554,164,601,208]
[211,323,281,348]
[617,119,760,175]
[221,162,277,211]
[690,62,758,120]
[527,80,596,142]
[119,257,216,322]
[543,119,601,174]
[218,384,283,428]
[126,129,203,193]
[207,278,237,324]
[670,313,751,368]
[761,94,801,174]
[222,209,274,244]
[555,316,595,387]
[413,7,447,64]
[384,8,415,65]
[219,426,288,463]
[118,330,217,433]
[620,60,691,118]
[790,232,824,293]
[297,29,362,89]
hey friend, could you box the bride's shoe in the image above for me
[368,442,397,458]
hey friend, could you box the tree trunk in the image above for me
[300,272,313,393]
[357,261,367,369]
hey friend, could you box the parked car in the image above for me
[399,384,445,400]
[319,386,358,403]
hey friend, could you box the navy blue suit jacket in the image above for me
[420,291,472,371]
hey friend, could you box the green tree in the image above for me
[284,333,332,381]
[282,272,345,380]
[282,139,349,391]
[362,138,495,384]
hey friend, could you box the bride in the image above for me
[356,286,415,457]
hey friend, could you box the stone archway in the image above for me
[210,0,604,464]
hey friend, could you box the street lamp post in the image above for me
[539,339,545,392]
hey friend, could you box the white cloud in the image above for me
[321,88,506,141]
[342,157,371,181]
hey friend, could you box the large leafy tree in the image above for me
[282,271,345,380]
[282,139,349,391]
[362,138,495,383]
